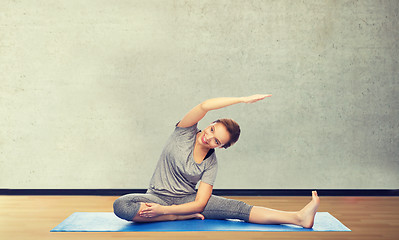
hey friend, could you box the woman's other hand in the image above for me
[139,203,165,218]
[241,94,272,104]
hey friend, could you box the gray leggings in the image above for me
[113,190,253,222]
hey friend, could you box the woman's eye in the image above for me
[215,140,219,145]
[211,127,214,132]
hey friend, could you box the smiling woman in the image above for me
[113,95,320,228]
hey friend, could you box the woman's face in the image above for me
[197,122,231,149]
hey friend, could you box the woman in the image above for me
[113,94,320,228]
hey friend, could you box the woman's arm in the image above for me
[139,182,213,218]
[177,94,272,128]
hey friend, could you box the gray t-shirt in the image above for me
[148,123,218,197]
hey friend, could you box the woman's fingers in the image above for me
[141,203,153,212]
[139,208,153,217]
[139,203,153,216]
[244,94,272,103]
[257,94,272,99]
[141,208,150,213]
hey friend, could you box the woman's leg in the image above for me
[113,193,204,222]
[248,191,320,228]
[113,193,169,222]
[179,191,320,228]
[175,193,254,222]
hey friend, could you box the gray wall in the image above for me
[1,0,398,189]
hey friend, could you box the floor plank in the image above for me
[0,195,398,240]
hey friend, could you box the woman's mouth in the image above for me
[201,135,208,145]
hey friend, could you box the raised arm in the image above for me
[177,94,272,128]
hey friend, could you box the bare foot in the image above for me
[176,213,204,221]
[297,191,320,228]
[192,213,205,220]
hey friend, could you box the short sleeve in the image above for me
[200,158,218,186]
[174,121,198,137]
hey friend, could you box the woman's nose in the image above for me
[205,131,213,140]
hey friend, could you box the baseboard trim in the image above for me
[0,189,398,196]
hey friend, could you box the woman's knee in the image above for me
[113,196,141,221]
[202,195,253,222]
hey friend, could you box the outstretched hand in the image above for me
[241,94,272,104]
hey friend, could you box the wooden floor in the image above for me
[0,195,398,240]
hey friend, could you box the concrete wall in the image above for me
[1,0,398,189]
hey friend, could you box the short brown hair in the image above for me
[213,118,240,149]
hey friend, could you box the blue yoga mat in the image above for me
[51,212,350,232]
